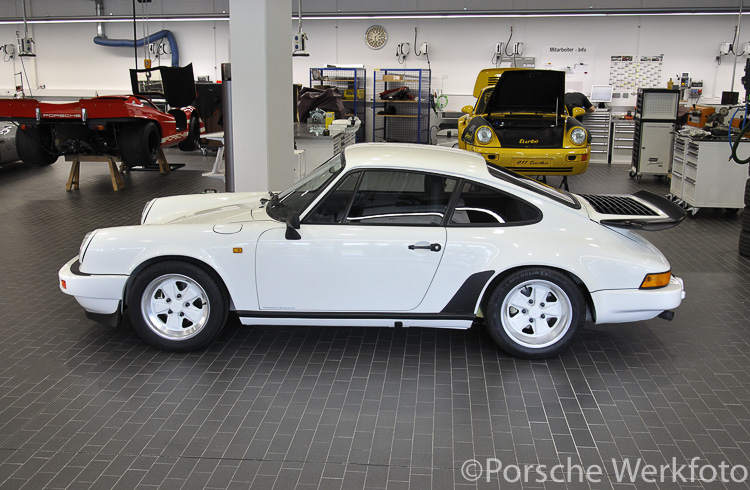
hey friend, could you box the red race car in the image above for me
[0,64,202,168]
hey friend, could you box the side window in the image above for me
[345,170,457,225]
[450,181,541,225]
[305,172,360,224]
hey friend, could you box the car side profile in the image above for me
[59,144,685,359]
[458,68,591,178]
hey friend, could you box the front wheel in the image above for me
[485,268,585,359]
[128,261,229,351]
[178,116,200,151]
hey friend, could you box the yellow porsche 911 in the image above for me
[458,68,590,180]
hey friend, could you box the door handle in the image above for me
[408,243,441,252]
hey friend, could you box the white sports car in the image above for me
[59,144,686,358]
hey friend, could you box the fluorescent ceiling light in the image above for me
[0,15,229,25]
[0,9,742,26]
[294,11,749,20]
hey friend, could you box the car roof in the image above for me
[343,143,493,182]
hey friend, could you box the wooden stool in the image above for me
[66,155,125,192]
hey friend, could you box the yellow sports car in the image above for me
[458,68,590,178]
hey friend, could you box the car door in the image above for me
[255,169,458,312]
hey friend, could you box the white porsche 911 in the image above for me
[59,144,685,358]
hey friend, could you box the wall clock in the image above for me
[365,25,388,50]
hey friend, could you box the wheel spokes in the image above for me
[500,279,573,348]
[142,273,211,340]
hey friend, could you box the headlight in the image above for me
[476,126,493,144]
[141,199,156,224]
[570,127,587,146]
[79,230,98,262]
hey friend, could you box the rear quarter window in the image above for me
[450,181,541,226]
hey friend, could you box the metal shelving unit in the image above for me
[310,67,366,142]
[372,68,431,144]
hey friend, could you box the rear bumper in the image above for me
[591,275,685,324]
[58,257,128,316]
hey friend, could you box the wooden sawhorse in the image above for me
[66,150,169,192]
[66,155,125,191]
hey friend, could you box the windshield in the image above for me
[266,154,345,221]
[487,165,580,209]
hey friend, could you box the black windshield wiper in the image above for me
[260,191,279,205]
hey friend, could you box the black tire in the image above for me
[15,126,58,166]
[485,268,585,359]
[178,116,200,152]
[745,179,750,207]
[742,207,750,232]
[120,121,160,168]
[128,260,229,352]
[741,231,750,258]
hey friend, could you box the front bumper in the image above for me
[591,275,685,324]
[58,256,129,317]
[466,144,590,176]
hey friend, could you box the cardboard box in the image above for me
[383,74,404,82]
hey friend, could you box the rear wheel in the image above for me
[741,230,750,258]
[741,207,750,231]
[178,116,200,151]
[16,126,59,166]
[128,261,229,351]
[120,121,160,168]
[485,268,585,359]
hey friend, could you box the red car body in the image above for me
[0,95,196,146]
[0,64,202,168]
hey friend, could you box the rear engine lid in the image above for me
[576,190,686,231]
[484,70,566,116]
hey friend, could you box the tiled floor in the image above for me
[0,148,749,489]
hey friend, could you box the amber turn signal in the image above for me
[640,271,671,289]
[61,280,67,289]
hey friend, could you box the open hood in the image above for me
[576,191,686,231]
[484,69,566,116]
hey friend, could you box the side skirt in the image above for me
[236,312,475,330]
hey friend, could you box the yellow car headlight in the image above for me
[570,127,587,146]
[476,126,493,144]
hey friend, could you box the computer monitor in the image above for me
[590,85,614,103]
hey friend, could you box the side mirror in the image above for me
[461,105,473,114]
[285,212,301,240]
[572,107,585,119]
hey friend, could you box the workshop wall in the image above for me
[0,21,229,97]
[291,15,749,111]
[0,12,746,112]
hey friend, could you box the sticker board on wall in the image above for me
[609,55,663,101]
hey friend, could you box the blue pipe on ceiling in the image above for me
[94,30,179,67]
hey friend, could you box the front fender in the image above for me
[461,116,491,146]
[79,223,269,310]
